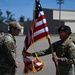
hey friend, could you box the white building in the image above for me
[53,9,75,33]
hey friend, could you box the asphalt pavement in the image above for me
[15,34,75,75]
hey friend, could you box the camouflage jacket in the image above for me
[33,38,75,66]
[5,33,17,59]
[0,32,17,74]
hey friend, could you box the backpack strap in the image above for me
[0,32,5,45]
[65,38,75,47]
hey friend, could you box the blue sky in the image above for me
[0,0,75,21]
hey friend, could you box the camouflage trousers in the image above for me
[56,64,75,75]
[0,73,16,75]
[0,69,17,75]
[0,74,17,75]
[0,74,11,75]
[0,72,17,75]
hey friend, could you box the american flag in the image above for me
[23,0,50,52]
[22,0,50,74]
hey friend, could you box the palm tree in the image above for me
[19,15,25,23]
[6,10,15,22]
[0,9,6,23]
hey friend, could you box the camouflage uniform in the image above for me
[5,32,19,75]
[33,37,75,75]
[0,21,22,75]
[0,32,16,75]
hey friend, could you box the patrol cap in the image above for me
[58,25,72,35]
[9,21,22,30]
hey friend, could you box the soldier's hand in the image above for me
[52,55,60,62]
[16,61,20,68]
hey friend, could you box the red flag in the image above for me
[22,0,50,74]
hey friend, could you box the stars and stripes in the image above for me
[23,56,44,73]
[22,0,50,74]
[23,0,50,52]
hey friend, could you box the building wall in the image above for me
[43,8,64,34]
[65,22,75,33]
[0,23,8,33]
[23,21,32,34]
[53,10,75,20]
[23,8,65,35]
[53,9,75,33]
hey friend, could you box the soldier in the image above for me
[0,21,22,75]
[26,25,75,75]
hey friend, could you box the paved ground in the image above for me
[15,34,75,75]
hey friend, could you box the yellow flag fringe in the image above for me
[32,61,37,73]
[35,52,45,66]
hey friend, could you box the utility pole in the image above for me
[56,0,64,27]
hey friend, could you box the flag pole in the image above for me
[34,0,60,75]
[47,37,60,75]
